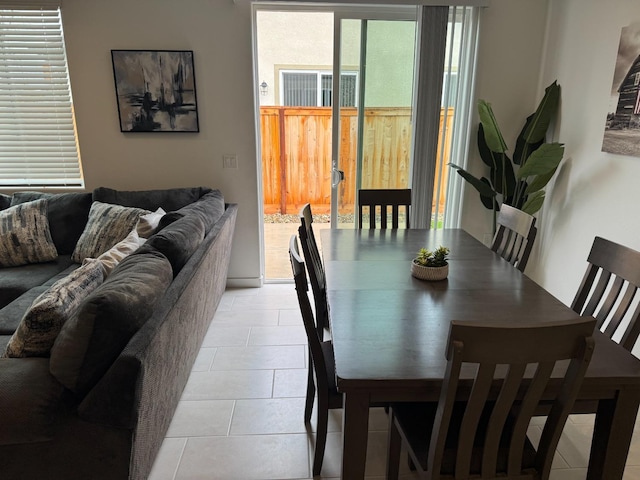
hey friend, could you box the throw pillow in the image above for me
[71,201,149,263]
[175,189,225,233]
[94,227,146,276]
[0,193,11,211]
[10,192,93,254]
[3,260,105,358]
[141,214,205,276]
[50,249,173,396]
[0,199,58,267]
[136,207,166,238]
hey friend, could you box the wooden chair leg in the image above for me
[313,393,329,477]
[386,409,402,480]
[305,355,315,423]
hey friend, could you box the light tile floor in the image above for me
[149,284,640,480]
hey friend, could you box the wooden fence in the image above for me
[261,106,454,215]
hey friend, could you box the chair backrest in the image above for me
[428,318,595,480]
[298,204,327,339]
[571,236,640,352]
[491,204,537,272]
[289,235,330,393]
[358,188,411,229]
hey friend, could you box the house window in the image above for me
[0,5,83,187]
[281,70,357,107]
[634,72,640,86]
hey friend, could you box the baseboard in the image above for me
[226,277,263,288]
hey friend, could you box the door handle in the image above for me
[331,169,345,188]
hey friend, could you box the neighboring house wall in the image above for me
[50,0,552,286]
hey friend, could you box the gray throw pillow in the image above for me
[10,192,93,254]
[71,201,149,263]
[175,189,225,233]
[3,260,105,358]
[0,199,58,267]
[141,214,205,276]
[49,250,173,396]
[0,193,10,211]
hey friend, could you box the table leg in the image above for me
[587,390,640,480]
[341,391,370,479]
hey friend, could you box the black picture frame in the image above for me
[111,50,199,133]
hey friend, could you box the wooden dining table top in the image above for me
[320,228,640,395]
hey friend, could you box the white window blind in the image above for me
[0,6,83,187]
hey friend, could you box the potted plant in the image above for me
[450,80,564,234]
[411,246,450,281]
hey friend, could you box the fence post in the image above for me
[278,107,287,215]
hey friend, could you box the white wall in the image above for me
[60,0,261,286]
[460,0,550,245]
[526,0,640,305]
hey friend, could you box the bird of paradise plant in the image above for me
[450,81,564,233]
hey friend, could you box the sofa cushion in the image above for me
[3,260,106,358]
[174,189,225,233]
[95,228,146,276]
[10,192,93,254]
[136,207,166,238]
[0,193,10,211]
[93,186,211,212]
[0,255,76,310]
[141,214,205,276]
[0,286,49,335]
[0,358,65,445]
[0,199,58,268]
[71,201,149,263]
[50,250,173,396]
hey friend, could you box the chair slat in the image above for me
[482,363,527,478]
[456,364,496,478]
[603,281,635,336]
[507,361,555,477]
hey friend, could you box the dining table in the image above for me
[320,227,640,480]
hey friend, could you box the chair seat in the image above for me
[393,402,538,476]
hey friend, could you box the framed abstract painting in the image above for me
[111,50,199,132]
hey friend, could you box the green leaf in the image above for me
[516,143,564,179]
[491,154,516,196]
[479,178,498,210]
[521,191,545,214]
[478,100,508,153]
[453,167,497,198]
[477,124,495,168]
[525,166,558,194]
[513,114,544,165]
[522,81,560,144]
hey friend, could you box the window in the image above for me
[281,70,357,107]
[0,5,83,187]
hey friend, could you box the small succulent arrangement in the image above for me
[413,246,450,268]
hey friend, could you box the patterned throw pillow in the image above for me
[71,201,149,263]
[0,199,58,267]
[3,260,105,358]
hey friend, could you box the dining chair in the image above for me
[571,236,640,352]
[358,188,411,229]
[298,203,328,339]
[386,317,596,480]
[491,203,537,272]
[289,235,343,477]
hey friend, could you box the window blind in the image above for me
[0,6,83,187]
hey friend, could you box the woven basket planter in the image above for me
[410,261,449,281]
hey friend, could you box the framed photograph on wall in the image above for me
[111,50,199,132]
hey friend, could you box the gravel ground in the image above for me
[264,213,354,224]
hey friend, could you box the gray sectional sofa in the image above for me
[0,187,238,479]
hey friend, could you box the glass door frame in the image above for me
[330,6,419,227]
